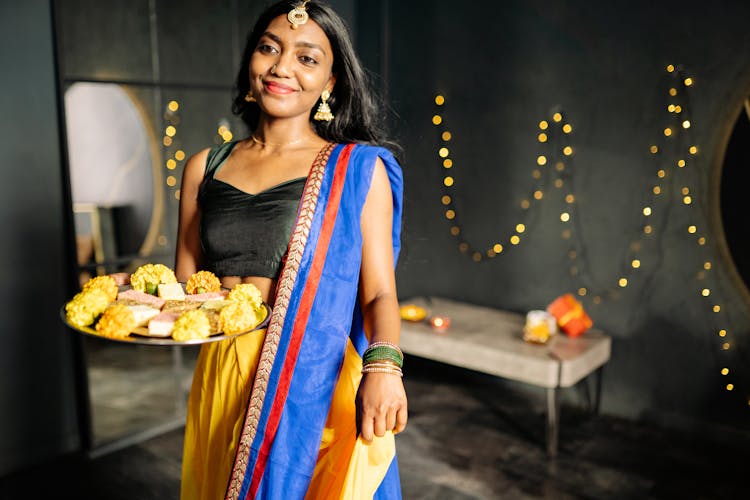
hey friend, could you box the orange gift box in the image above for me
[547,294,592,337]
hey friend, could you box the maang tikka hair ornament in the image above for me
[314,89,334,122]
[287,1,310,29]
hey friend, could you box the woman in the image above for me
[175,1,407,498]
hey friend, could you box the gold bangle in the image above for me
[363,361,401,368]
[363,363,402,371]
[363,359,400,368]
[362,366,403,377]
[362,364,403,373]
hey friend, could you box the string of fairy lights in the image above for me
[162,99,185,204]
[162,100,234,200]
[432,95,554,262]
[639,64,740,401]
[657,65,742,401]
[549,109,670,305]
[162,100,235,203]
[432,63,746,406]
[153,99,187,250]
[158,101,235,247]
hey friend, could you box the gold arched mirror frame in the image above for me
[124,85,165,264]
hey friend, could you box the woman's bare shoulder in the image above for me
[182,147,212,186]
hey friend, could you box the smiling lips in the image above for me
[264,81,297,94]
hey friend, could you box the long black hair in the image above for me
[231,0,397,151]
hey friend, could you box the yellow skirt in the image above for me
[181,330,395,500]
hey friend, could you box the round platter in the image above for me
[60,302,271,346]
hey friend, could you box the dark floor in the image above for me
[1,345,749,500]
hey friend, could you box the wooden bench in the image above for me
[399,297,612,457]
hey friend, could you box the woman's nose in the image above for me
[271,54,293,77]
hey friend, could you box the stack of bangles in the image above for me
[362,341,404,377]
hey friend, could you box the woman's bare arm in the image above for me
[356,156,408,442]
[175,148,209,282]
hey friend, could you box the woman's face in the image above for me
[249,14,335,122]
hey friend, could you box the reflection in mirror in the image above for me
[65,82,161,284]
[64,82,190,450]
[720,99,750,294]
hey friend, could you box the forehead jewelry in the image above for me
[287,1,310,29]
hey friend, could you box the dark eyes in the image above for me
[257,44,277,54]
[256,43,318,66]
[299,55,317,65]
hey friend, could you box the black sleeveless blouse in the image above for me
[198,141,305,279]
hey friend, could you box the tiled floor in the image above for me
[1,344,748,499]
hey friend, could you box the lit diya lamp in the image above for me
[429,315,451,332]
[400,304,427,322]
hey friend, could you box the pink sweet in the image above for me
[185,291,229,302]
[117,289,166,309]
[148,311,180,337]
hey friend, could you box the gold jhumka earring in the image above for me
[244,91,256,102]
[314,90,334,122]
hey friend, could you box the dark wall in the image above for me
[2,0,748,478]
[385,0,750,433]
[0,0,80,475]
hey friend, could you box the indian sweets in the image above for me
[117,289,166,309]
[186,291,228,302]
[185,270,222,294]
[172,309,211,341]
[130,263,177,295]
[65,288,110,328]
[125,304,161,326]
[82,275,118,302]
[227,283,263,309]
[148,311,180,337]
[162,300,202,314]
[219,301,260,336]
[203,309,221,334]
[158,282,186,301]
[95,304,137,339]
[65,266,266,341]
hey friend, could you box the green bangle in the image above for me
[368,341,403,357]
[363,346,401,360]
[363,353,403,368]
[363,345,402,361]
[363,346,403,368]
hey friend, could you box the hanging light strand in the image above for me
[661,65,743,404]
[163,100,183,203]
[432,94,549,261]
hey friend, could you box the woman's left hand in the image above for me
[356,372,408,442]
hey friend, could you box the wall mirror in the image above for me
[719,98,750,302]
[66,82,163,280]
[64,81,191,451]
